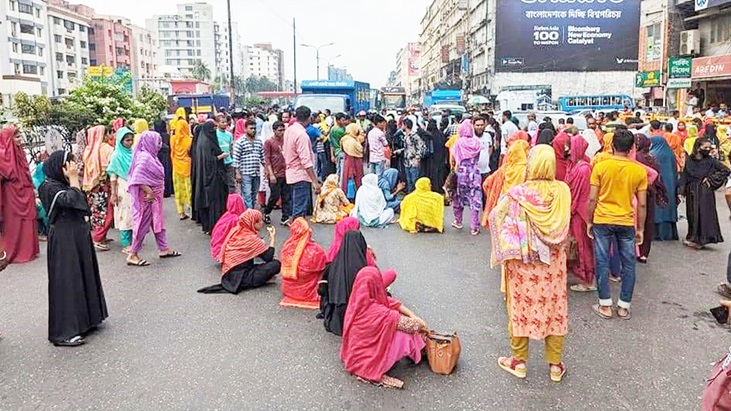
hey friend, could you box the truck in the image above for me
[381,86,407,111]
[295,80,370,115]
[423,89,462,108]
[168,94,230,117]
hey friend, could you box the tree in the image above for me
[12,93,51,129]
[243,75,279,95]
[136,86,168,123]
[191,60,211,82]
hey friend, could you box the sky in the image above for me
[81,0,431,88]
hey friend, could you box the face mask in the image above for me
[701,149,711,157]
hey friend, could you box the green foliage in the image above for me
[244,76,278,94]
[244,97,265,107]
[191,60,211,81]
[136,86,168,123]
[12,92,51,128]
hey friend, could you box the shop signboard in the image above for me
[668,56,692,78]
[635,70,662,88]
[495,0,640,72]
[667,78,692,89]
[692,55,731,79]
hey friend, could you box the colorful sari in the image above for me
[83,125,114,244]
[326,217,377,266]
[210,194,246,262]
[566,136,594,286]
[481,140,530,227]
[313,174,352,224]
[279,217,328,309]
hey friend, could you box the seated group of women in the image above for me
[204,204,429,388]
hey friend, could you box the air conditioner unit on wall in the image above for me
[680,30,701,56]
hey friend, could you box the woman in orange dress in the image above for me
[279,217,328,309]
[489,145,571,383]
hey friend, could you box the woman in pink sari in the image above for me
[326,217,377,266]
[126,131,181,266]
[566,136,596,292]
[210,194,246,262]
[340,266,427,389]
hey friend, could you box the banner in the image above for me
[668,56,692,79]
[456,35,465,54]
[441,45,449,64]
[635,70,661,88]
[407,43,420,77]
[692,54,731,79]
[696,0,731,11]
[495,0,640,72]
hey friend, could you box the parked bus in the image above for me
[557,94,635,113]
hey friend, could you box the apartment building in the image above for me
[146,3,216,79]
[131,24,158,92]
[46,0,92,97]
[214,21,243,83]
[245,43,284,89]
[89,15,133,71]
[0,0,49,105]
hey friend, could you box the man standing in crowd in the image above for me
[283,106,321,220]
[587,130,648,320]
[329,113,347,180]
[402,118,426,193]
[263,121,291,225]
[215,113,235,193]
[526,111,539,144]
[233,120,264,209]
[367,114,389,176]
[474,116,492,182]
[501,110,519,160]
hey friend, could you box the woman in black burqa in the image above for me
[192,121,228,234]
[319,230,369,336]
[679,137,730,249]
[39,151,108,347]
[422,119,448,194]
[153,119,174,198]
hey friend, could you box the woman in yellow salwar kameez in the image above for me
[170,109,193,220]
[489,145,571,383]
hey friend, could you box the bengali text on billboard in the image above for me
[495,0,640,72]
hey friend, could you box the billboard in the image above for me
[495,0,640,72]
[696,0,731,11]
[407,43,420,77]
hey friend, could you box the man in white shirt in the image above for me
[474,116,492,180]
[526,111,539,144]
[501,110,519,160]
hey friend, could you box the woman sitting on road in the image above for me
[210,194,246,262]
[199,209,281,294]
[351,174,394,228]
[326,217,378,266]
[399,177,444,234]
[279,217,328,309]
[313,174,352,224]
[341,266,427,389]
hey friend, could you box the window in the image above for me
[14,64,21,75]
[66,55,75,65]
[88,27,94,35]
[185,5,192,10]
[12,43,18,53]
[90,59,97,65]
[65,38,73,47]
[21,44,35,54]
[10,22,17,37]
[645,22,661,61]
[57,71,63,79]
[22,64,37,75]
[64,20,75,31]
[36,28,42,37]
[53,17,61,25]
[711,15,731,44]
[20,23,34,34]
[38,47,43,57]
[68,72,77,81]
[56,52,63,62]
[197,50,201,56]
[18,2,32,14]
[79,25,85,33]
[9,0,15,11]
[58,88,66,95]
[81,57,87,64]
[195,22,200,28]
[80,41,86,49]
[39,67,44,76]
[35,7,39,17]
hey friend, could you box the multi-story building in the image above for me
[0,0,49,105]
[46,0,92,97]
[394,43,421,101]
[130,24,158,93]
[327,66,352,82]
[245,43,284,89]
[146,3,216,80]
[89,15,133,71]
[214,21,243,84]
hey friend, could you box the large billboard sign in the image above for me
[495,0,640,72]
[696,0,731,11]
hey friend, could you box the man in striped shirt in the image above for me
[233,121,264,209]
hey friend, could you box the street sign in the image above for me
[668,56,692,79]
[635,70,661,88]
[666,78,692,89]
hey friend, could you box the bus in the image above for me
[381,86,407,111]
[557,94,635,113]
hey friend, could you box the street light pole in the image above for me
[300,42,334,81]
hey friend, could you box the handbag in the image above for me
[702,346,731,410]
[425,331,461,375]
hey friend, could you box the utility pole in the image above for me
[227,0,235,104]
[293,18,297,96]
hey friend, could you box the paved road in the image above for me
[1,196,729,410]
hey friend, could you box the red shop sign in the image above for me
[692,55,731,79]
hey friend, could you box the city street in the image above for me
[0,196,728,411]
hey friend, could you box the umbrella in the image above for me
[468,95,489,105]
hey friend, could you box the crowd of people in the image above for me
[1,100,731,387]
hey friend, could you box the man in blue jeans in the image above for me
[283,106,322,221]
[233,121,264,209]
[587,129,648,320]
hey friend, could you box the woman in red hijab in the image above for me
[551,132,572,182]
[210,194,246,262]
[279,217,327,309]
[566,135,595,292]
[0,125,39,263]
[340,267,427,389]
[327,217,377,266]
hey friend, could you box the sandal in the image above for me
[592,304,613,319]
[570,284,597,292]
[53,335,85,347]
[550,362,567,382]
[637,256,648,264]
[179,215,190,221]
[717,283,731,299]
[617,307,632,320]
[609,275,621,283]
[126,258,150,267]
[471,229,480,236]
[93,242,110,251]
[451,221,463,230]
[159,251,182,259]
[497,356,527,379]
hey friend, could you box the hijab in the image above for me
[341,124,364,157]
[233,118,246,141]
[399,177,445,233]
[106,127,134,180]
[219,209,268,275]
[39,151,83,222]
[451,120,481,165]
[327,217,361,262]
[340,266,402,383]
[81,125,108,191]
[566,135,591,223]
[319,174,342,206]
[502,139,530,193]
[132,119,149,148]
[352,174,387,224]
[280,217,314,280]
[551,132,571,182]
[210,194,246,262]
[171,113,193,178]
[326,230,369,305]
[128,131,164,194]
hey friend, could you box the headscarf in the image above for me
[127,131,165,236]
[399,177,445,233]
[536,129,555,145]
[490,145,571,266]
[171,107,186,131]
[171,115,193,178]
[327,217,361,262]
[260,121,274,142]
[81,125,108,191]
[677,121,688,141]
[210,194,246,262]
[42,150,70,185]
[509,130,530,145]
[233,118,246,141]
[451,120,481,166]
[481,139,530,227]
[551,132,571,182]
[566,135,591,223]
[106,127,134,180]
[112,117,125,133]
[219,209,268,275]
[325,230,369,306]
[317,174,343,210]
[341,124,364,157]
[352,174,386,224]
[340,266,402,383]
[39,151,87,222]
[45,129,65,156]
[280,217,314,279]
[132,119,149,148]
[684,123,699,155]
